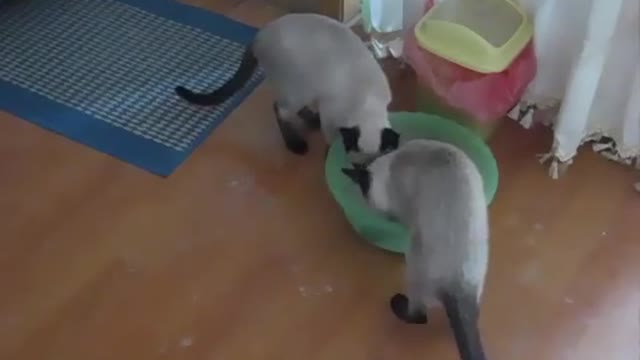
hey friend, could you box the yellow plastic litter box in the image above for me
[414,0,533,74]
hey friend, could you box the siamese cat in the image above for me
[175,13,399,159]
[342,139,489,360]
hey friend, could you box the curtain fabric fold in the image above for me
[508,0,640,181]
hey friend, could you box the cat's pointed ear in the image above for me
[341,167,372,196]
[352,162,368,171]
[380,128,400,153]
[341,166,369,183]
[339,127,361,153]
[341,168,362,184]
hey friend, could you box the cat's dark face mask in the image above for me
[379,127,400,153]
[339,127,361,153]
[341,163,371,199]
[339,127,400,165]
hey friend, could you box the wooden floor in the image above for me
[1,1,639,359]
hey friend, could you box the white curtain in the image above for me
[508,0,640,181]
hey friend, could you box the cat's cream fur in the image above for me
[343,139,489,360]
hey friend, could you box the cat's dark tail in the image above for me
[175,47,258,106]
[441,290,487,360]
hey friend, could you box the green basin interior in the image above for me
[325,112,499,254]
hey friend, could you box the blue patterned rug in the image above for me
[0,0,263,176]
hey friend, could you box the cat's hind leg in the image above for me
[390,263,428,324]
[273,101,309,155]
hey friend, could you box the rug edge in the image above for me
[114,0,260,44]
[0,80,182,177]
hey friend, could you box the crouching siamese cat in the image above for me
[342,139,489,360]
[175,13,399,160]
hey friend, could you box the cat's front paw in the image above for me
[298,107,321,130]
[285,139,309,155]
[390,293,427,324]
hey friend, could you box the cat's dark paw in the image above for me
[274,104,309,156]
[390,293,410,320]
[298,107,321,130]
[285,138,309,155]
[279,127,309,155]
[305,116,321,130]
[390,293,428,324]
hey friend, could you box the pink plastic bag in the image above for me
[405,0,537,123]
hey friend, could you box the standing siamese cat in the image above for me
[342,139,489,360]
[175,13,399,159]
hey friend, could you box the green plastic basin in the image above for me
[325,112,499,254]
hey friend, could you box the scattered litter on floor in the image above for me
[504,213,521,227]
[519,261,542,285]
[524,235,537,247]
[289,265,302,274]
[179,336,194,347]
[224,173,281,213]
[227,175,255,193]
[298,284,334,297]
